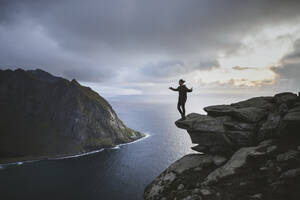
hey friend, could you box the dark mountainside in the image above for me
[144,92,300,200]
[0,69,144,163]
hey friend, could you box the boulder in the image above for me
[283,111,300,122]
[279,168,300,179]
[204,105,268,123]
[231,96,275,110]
[276,150,299,162]
[191,145,208,152]
[223,121,256,131]
[187,130,234,155]
[231,107,267,123]
[204,105,235,117]
[144,154,223,200]
[275,92,298,107]
[257,113,281,142]
[175,113,230,133]
[289,106,300,113]
[226,131,255,147]
[176,114,235,154]
[203,141,273,185]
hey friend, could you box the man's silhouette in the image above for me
[169,79,193,120]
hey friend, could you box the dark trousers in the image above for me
[177,101,186,118]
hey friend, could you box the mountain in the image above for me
[144,92,300,200]
[0,68,144,163]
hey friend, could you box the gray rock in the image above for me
[259,167,268,171]
[212,156,227,166]
[283,111,300,122]
[176,114,234,154]
[250,193,262,199]
[144,154,221,200]
[276,150,299,162]
[259,139,273,146]
[200,188,212,196]
[204,105,235,117]
[279,168,300,179]
[289,106,300,113]
[226,130,255,147]
[232,107,267,123]
[278,103,289,115]
[194,167,203,171]
[169,154,215,174]
[181,195,202,200]
[275,92,298,106]
[175,113,229,133]
[177,184,184,190]
[187,130,234,154]
[191,145,208,152]
[203,142,272,185]
[239,182,247,186]
[231,96,275,110]
[223,121,256,131]
[266,145,277,154]
[257,113,281,141]
[204,105,268,123]
[192,188,201,194]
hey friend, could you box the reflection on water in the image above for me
[0,94,254,200]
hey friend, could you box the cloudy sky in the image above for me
[0,0,300,97]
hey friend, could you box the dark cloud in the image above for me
[272,39,300,91]
[232,66,262,71]
[1,0,300,84]
[139,59,219,80]
[232,66,252,71]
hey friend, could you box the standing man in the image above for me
[169,79,193,120]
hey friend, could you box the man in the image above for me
[169,79,193,120]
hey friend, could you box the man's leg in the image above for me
[177,102,183,116]
[182,103,186,117]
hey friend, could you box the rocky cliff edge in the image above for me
[144,92,300,200]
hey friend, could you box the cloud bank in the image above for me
[0,0,300,95]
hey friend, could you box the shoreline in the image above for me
[0,133,151,168]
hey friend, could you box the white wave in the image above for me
[118,132,151,147]
[0,132,151,168]
[49,148,105,160]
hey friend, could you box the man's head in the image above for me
[179,79,185,85]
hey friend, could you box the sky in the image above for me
[0,0,300,97]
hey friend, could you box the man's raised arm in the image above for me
[187,87,193,92]
[169,87,179,91]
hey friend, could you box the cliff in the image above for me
[0,69,144,163]
[144,92,300,200]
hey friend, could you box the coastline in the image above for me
[0,132,150,168]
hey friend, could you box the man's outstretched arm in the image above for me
[169,87,179,91]
[187,87,193,92]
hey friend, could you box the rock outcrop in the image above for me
[0,69,144,163]
[144,92,300,200]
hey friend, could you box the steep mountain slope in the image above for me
[0,68,144,163]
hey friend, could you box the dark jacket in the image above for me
[170,85,192,104]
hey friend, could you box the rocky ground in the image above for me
[144,92,300,200]
[0,69,144,163]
